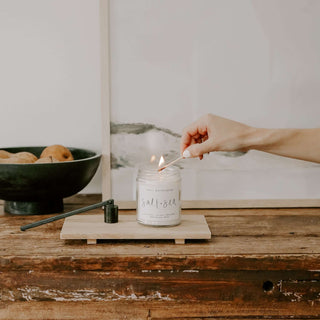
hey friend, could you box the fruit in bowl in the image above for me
[0,151,38,164]
[0,144,75,164]
[40,144,74,162]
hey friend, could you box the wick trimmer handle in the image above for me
[20,199,114,231]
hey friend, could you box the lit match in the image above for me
[158,155,184,172]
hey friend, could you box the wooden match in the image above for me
[158,156,184,172]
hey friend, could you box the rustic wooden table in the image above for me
[1,195,320,320]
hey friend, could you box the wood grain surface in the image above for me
[60,214,211,244]
[1,194,320,319]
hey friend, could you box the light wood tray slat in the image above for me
[60,214,211,244]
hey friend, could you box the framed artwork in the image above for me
[101,0,320,208]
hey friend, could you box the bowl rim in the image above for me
[0,146,101,165]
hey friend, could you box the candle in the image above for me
[136,161,181,227]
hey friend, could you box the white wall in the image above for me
[110,0,320,131]
[2,0,320,200]
[0,0,102,193]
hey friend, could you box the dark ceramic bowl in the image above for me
[0,146,101,215]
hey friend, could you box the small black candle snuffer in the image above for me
[104,203,118,223]
[20,199,116,231]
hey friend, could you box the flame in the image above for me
[158,155,165,167]
[150,155,156,163]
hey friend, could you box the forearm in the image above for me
[247,127,320,163]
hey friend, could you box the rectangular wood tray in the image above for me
[60,214,211,244]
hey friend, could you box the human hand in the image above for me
[180,114,255,159]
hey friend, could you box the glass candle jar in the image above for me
[136,164,181,226]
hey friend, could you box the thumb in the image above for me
[183,139,215,158]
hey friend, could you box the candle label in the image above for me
[137,182,181,226]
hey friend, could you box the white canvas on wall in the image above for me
[105,0,320,207]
